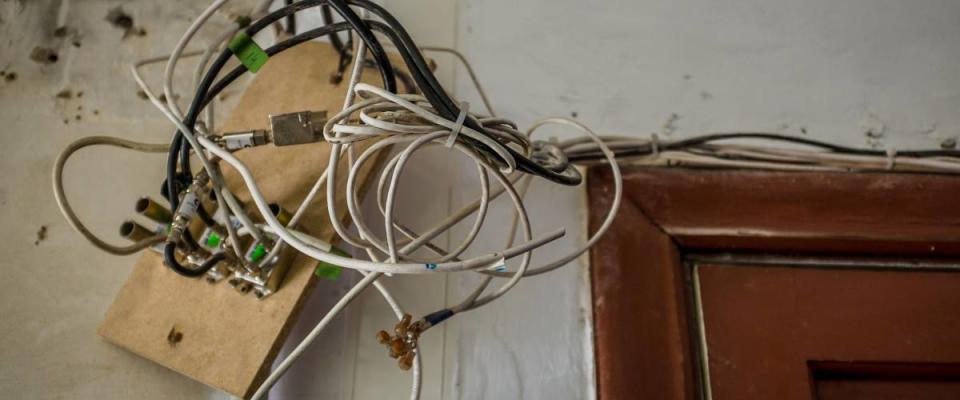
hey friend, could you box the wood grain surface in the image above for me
[98,42,390,398]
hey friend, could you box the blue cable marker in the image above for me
[425,263,438,270]
[486,257,507,272]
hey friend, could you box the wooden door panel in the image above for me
[587,167,960,400]
[696,264,960,400]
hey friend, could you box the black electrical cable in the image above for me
[196,204,217,227]
[668,133,890,154]
[163,244,226,278]
[163,2,589,270]
[164,0,579,273]
[564,132,960,163]
[240,0,395,94]
[164,25,411,270]
[168,0,400,200]
[175,0,576,211]
[179,0,584,223]
[200,22,416,111]
[167,3,365,211]
[166,49,232,210]
[327,0,397,93]
[319,5,577,183]
[162,22,358,271]
[167,4,571,221]
[666,132,960,158]
[347,1,447,106]
[369,59,416,93]
[284,0,296,35]
[206,0,501,182]
[202,22,354,106]
[200,21,427,105]
[197,20,472,149]
[158,1,960,275]
[321,3,347,54]
[180,229,199,252]
[319,7,415,93]
[348,0,480,131]
[348,0,582,185]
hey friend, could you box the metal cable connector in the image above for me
[215,130,268,151]
[135,197,173,224]
[268,110,328,146]
[167,173,210,244]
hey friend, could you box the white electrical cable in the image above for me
[251,271,382,400]
[380,132,534,306]
[341,134,496,260]
[252,21,421,400]
[317,87,623,280]
[371,142,492,262]
[132,58,246,261]
[420,46,495,116]
[73,3,960,400]
[560,136,960,173]
[162,0,228,121]
[192,27,238,131]
[133,0,270,247]
[189,0,277,131]
[450,175,532,314]
[52,136,169,255]
[481,117,622,279]
[131,53,267,246]
[199,128,565,274]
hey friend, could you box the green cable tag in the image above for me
[249,244,267,262]
[206,232,221,248]
[316,247,348,281]
[228,31,268,72]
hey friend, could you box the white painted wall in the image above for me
[2,0,959,399]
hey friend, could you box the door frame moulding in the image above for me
[587,166,960,400]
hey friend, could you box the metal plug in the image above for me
[215,130,268,151]
[135,197,172,224]
[268,110,328,146]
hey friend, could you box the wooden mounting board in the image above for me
[98,42,390,398]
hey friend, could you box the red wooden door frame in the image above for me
[587,167,960,399]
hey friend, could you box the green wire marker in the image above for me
[316,247,348,281]
[205,232,221,248]
[228,31,268,72]
[249,244,267,262]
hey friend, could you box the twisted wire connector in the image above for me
[375,309,454,371]
[376,314,421,371]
